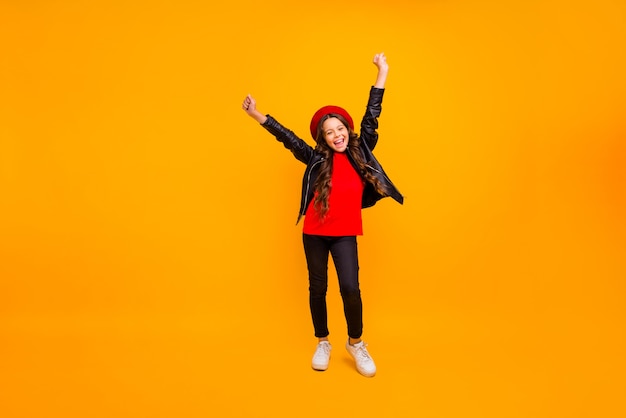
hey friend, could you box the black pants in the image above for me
[302,234,363,339]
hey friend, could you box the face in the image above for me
[321,117,349,153]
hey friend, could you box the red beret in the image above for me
[309,105,354,140]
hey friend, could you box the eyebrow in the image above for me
[325,123,344,132]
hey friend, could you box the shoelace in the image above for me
[316,343,331,356]
[354,344,372,361]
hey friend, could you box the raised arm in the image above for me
[360,53,388,150]
[241,93,314,164]
[242,94,267,124]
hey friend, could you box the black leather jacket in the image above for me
[261,86,404,225]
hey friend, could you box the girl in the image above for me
[242,53,403,377]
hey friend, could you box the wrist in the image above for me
[374,75,388,89]
[252,111,267,124]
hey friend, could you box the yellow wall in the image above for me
[1,1,625,417]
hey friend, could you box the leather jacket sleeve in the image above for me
[359,87,385,151]
[261,115,315,164]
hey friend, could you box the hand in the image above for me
[242,94,267,124]
[242,94,257,115]
[373,52,389,73]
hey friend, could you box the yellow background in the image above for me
[1,0,625,417]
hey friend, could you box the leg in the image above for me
[329,236,363,340]
[302,234,331,338]
[330,237,377,377]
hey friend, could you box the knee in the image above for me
[309,281,328,297]
[340,287,361,301]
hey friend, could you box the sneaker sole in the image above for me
[356,367,376,377]
[312,355,330,371]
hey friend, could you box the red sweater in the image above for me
[303,152,365,236]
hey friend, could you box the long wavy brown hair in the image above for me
[312,113,388,220]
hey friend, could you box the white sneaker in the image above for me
[346,340,376,377]
[311,341,332,371]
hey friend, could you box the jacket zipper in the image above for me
[298,158,324,224]
[366,163,398,190]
